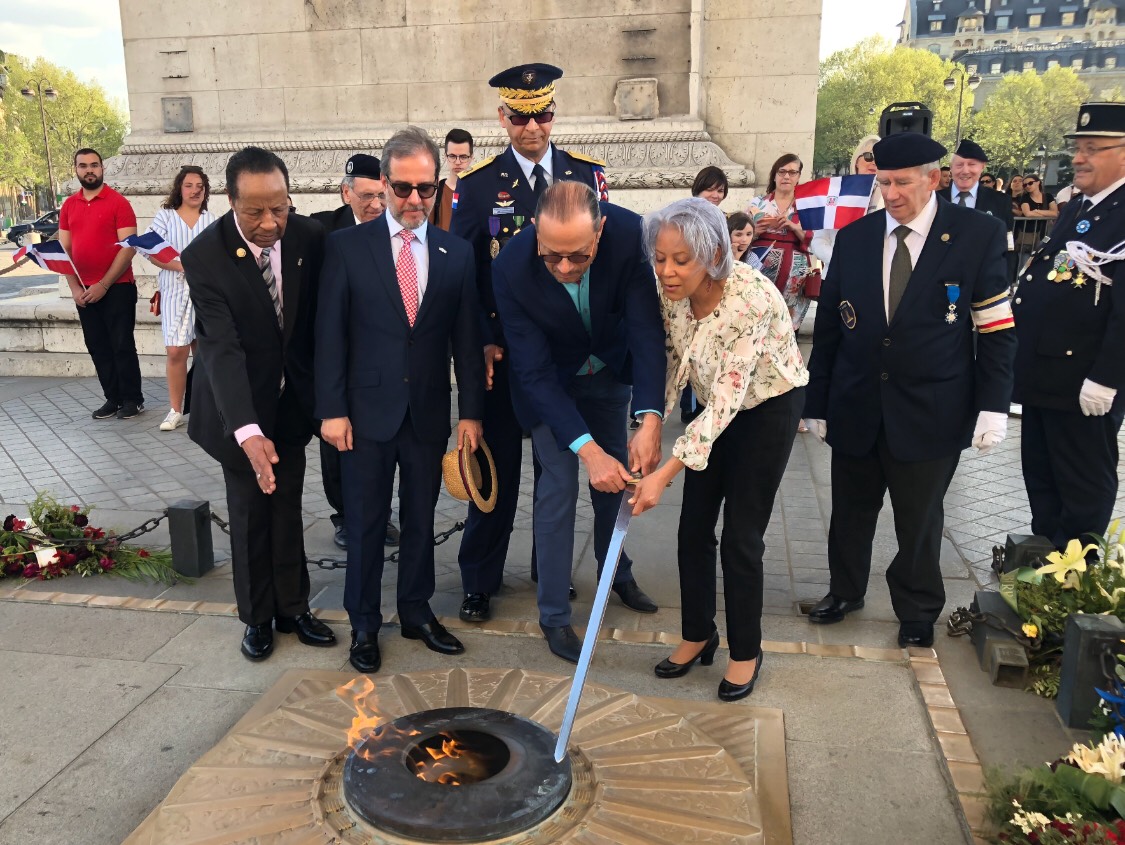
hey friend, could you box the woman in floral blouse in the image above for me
[630,198,809,702]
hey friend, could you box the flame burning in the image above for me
[412,734,475,786]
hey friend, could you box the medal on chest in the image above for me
[944,283,960,324]
[1047,254,1076,282]
[513,214,526,237]
[1076,219,1092,234]
[488,218,501,259]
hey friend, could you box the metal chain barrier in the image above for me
[946,606,1042,651]
[10,509,169,553]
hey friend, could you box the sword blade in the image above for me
[553,491,634,763]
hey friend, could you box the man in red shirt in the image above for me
[58,148,144,419]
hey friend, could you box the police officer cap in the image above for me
[488,63,563,114]
[953,138,988,162]
[344,153,380,180]
[1066,102,1125,138]
[872,132,949,170]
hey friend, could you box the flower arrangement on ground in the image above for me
[0,493,178,584]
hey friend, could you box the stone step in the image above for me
[0,350,168,378]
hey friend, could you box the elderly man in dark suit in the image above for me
[492,180,665,662]
[938,139,1016,276]
[803,132,1017,649]
[317,126,485,675]
[309,153,398,551]
[183,146,336,661]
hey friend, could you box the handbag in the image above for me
[149,290,161,316]
[802,268,822,300]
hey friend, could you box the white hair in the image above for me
[643,197,734,281]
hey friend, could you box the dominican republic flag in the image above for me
[12,240,77,275]
[117,232,179,263]
[793,175,876,232]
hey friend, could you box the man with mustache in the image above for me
[58,148,144,420]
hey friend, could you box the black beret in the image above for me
[488,63,563,90]
[1066,102,1125,138]
[872,132,949,170]
[953,138,988,162]
[344,153,380,180]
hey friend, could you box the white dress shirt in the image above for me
[882,192,939,318]
[386,210,430,305]
[953,182,979,209]
[511,144,554,192]
[1085,174,1125,209]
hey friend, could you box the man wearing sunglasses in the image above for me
[490,180,664,662]
[1013,102,1125,554]
[452,63,613,626]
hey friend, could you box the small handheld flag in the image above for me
[12,240,77,275]
[118,232,180,263]
[794,175,876,232]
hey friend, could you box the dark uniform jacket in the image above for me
[310,205,355,234]
[451,143,606,348]
[939,184,1014,233]
[1013,182,1125,411]
[805,199,1016,462]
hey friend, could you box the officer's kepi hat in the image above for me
[344,153,380,180]
[1066,102,1125,138]
[488,63,563,115]
[872,132,949,170]
[953,138,988,162]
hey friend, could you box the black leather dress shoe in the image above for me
[241,624,274,661]
[349,630,381,673]
[719,652,764,702]
[897,622,935,648]
[402,620,465,655]
[655,631,720,679]
[540,624,582,663]
[459,593,491,623]
[806,593,865,625]
[613,578,658,614]
[385,521,401,546]
[276,612,337,646]
[333,524,347,549]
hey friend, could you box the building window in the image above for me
[931,20,943,31]
[1047,58,1060,68]
[1061,36,1074,42]
[997,16,1010,29]
[1026,37,1040,45]
[1029,13,1042,27]
[991,60,1003,73]
[1073,57,1084,68]
[1107,56,1118,68]
[1062,11,1076,26]
[967,63,978,73]
[933,0,941,8]
[1024,59,1036,70]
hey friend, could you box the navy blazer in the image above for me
[938,184,1014,232]
[491,202,665,451]
[1013,182,1125,410]
[804,199,1016,462]
[451,144,601,348]
[314,214,485,444]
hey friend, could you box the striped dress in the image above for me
[149,207,216,347]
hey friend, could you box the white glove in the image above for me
[805,419,826,443]
[972,411,1008,456]
[1079,379,1117,417]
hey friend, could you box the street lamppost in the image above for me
[20,79,58,209]
[943,66,982,146]
[1038,144,1048,180]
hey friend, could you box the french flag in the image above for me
[794,175,876,232]
[118,231,179,263]
[12,240,77,275]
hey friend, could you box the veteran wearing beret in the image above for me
[939,139,1016,279]
[803,132,1017,649]
[452,63,615,625]
[1013,102,1125,552]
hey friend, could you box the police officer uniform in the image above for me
[1013,102,1125,550]
[452,63,609,621]
[803,133,1017,648]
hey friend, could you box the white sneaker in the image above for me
[159,410,185,431]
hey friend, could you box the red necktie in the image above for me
[396,229,419,326]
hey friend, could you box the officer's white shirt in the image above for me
[1085,174,1125,209]
[511,145,554,191]
[953,182,979,209]
[882,192,939,319]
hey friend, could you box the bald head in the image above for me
[535,180,602,228]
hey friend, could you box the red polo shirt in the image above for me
[58,185,137,286]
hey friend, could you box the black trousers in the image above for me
[222,391,311,626]
[319,437,345,526]
[76,282,143,405]
[827,429,959,624]
[342,412,443,632]
[678,389,803,661]
[1022,403,1125,550]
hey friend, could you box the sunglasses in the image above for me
[981,178,994,185]
[505,111,556,127]
[538,234,600,266]
[387,181,440,199]
[858,152,875,162]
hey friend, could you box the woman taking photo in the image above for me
[631,198,809,701]
[146,166,215,431]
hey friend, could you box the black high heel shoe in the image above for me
[654,631,721,679]
[718,651,763,702]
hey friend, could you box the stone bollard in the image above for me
[1057,614,1125,729]
[167,500,214,578]
[969,590,1030,688]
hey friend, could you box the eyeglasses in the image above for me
[858,152,875,163]
[446,154,472,163]
[354,191,385,204]
[505,111,555,127]
[776,168,802,178]
[980,178,995,185]
[1065,140,1125,156]
[387,181,439,199]
[538,234,600,266]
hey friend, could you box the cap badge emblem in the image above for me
[346,161,354,173]
[523,71,535,85]
[1081,112,1091,127]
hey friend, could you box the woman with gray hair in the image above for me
[630,197,809,701]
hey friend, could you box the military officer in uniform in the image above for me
[803,132,1017,648]
[1013,102,1125,551]
[452,63,620,624]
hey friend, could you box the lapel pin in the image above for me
[565,170,573,176]
[941,233,950,242]
[500,172,508,178]
[439,247,447,254]
[297,257,303,267]
[236,247,247,258]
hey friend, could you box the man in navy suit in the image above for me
[492,180,664,662]
[803,132,1016,648]
[316,126,485,674]
[938,138,1016,277]
[452,63,610,624]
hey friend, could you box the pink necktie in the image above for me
[396,229,419,326]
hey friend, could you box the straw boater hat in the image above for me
[442,435,497,513]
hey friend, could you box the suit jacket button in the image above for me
[1025,274,1033,281]
[490,312,497,319]
[1065,350,1073,356]
[1015,297,1021,304]
[882,338,891,347]
[880,372,889,381]
[404,376,410,382]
